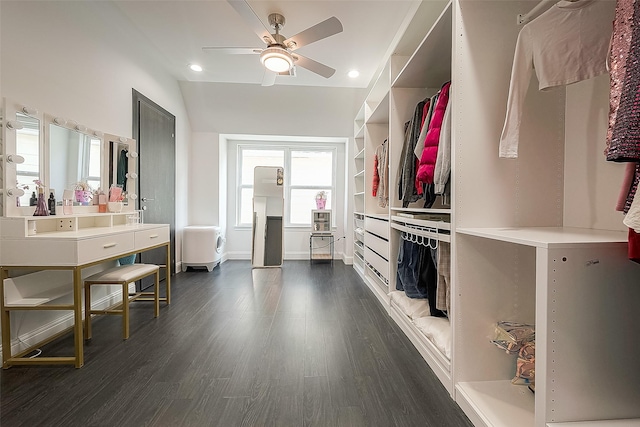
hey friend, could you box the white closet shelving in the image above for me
[352,0,640,425]
[352,0,454,393]
[452,1,640,427]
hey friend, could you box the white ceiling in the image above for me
[111,0,421,89]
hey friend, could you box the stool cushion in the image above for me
[85,264,159,283]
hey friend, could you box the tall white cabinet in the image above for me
[353,1,640,426]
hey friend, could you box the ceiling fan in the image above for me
[203,0,343,86]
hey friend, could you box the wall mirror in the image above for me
[105,134,138,208]
[1,99,44,216]
[1,98,137,216]
[251,166,284,268]
[15,112,42,207]
[47,120,103,199]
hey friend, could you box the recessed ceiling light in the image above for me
[189,64,203,72]
[348,70,360,78]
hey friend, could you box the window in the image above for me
[237,145,336,227]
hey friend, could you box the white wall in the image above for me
[183,81,365,261]
[0,0,191,352]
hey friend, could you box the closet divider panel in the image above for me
[453,0,564,230]
[537,244,640,424]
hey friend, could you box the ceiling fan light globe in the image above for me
[260,47,293,73]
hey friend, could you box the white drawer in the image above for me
[365,216,389,239]
[135,227,169,250]
[364,246,389,282]
[365,232,389,260]
[78,233,135,265]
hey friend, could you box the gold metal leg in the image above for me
[165,243,171,305]
[73,267,84,368]
[84,282,92,340]
[123,282,130,340]
[1,268,12,369]
[154,271,160,318]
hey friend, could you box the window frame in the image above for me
[236,143,337,228]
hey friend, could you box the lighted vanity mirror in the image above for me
[48,122,103,199]
[104,133,137,210]
[15,112,41,207]
[108,139,131,205]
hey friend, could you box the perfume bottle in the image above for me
[48,192,56,215]
[33,188,49,216]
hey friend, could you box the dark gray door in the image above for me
[133,90,175,289]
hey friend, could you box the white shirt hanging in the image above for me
[499,0,614,158]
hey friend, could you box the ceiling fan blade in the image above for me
[284,17,343,50]
[227,0,275,44]
[293,54,335,78]
[202,47,261,55]
[262,69,277,86]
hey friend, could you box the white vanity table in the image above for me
[0,98,171,368]
[0,213,170,368]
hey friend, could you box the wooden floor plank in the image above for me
[0,261,472,427]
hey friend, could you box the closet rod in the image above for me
[517,0,555,24]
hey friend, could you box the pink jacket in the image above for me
[416,82,451,184]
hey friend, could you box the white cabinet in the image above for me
[351,0,640,425]
[452,1,640,426]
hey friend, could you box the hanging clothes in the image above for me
[500,0,614,158]
[396,234,446,317]
[417,81,451,184]
[414,96,437,160]
[433,101,452,195]
[605,0,640,161]
[372,153,380,197]
[398,100,427,207]
[629,228,640,263]
[117,149,128,191]
[624,163,640,214]
[436,241,451,314]
[616,162,637,211]
[375,140,389,208]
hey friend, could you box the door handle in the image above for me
[141,197,155,202]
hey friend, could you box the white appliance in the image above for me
[182,226,224,272]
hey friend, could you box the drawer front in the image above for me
[78,233,135,265]
[365,217,389,239]
[365,232,389,260]
[364,246,389,282]
[135,227,170,250]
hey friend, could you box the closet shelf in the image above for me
[354,170,365,178]
[355,123,365,139]
[456,381,534,427]
[354,192,365,197]
[355,148,365,160]
[366,92,390,124]
[354,211,365,217]
[391,222,450,243]
[456,227,628,249]
[392,1,453,89]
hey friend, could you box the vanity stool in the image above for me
[84,264,160,340]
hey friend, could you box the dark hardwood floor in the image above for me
[0,261,472,427]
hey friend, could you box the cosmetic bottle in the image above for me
[48,192,56,215]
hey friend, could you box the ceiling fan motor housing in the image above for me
[268,13,286,29]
